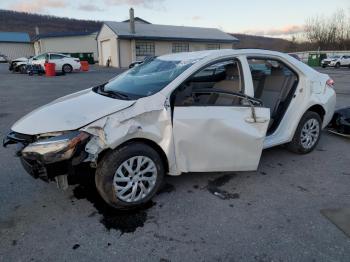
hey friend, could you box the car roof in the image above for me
[158,49,319,76]
[158,49,292,61]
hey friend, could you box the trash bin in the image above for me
[45,63,56,77]
[80,61,89,71]
[308,53,327,67]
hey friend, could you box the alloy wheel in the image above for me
[300,118,320,149]
[113,156,157,203]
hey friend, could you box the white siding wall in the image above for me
[97,25,119,67]
[0,43,34,60]
[119,39,132,68]
[34,34,98,61]
[98,24,234,68]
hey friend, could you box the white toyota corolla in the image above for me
[4,49,336,209]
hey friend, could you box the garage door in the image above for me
[101,40,111,66]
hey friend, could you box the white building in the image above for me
[0,32,34,60]
[97,9,238,68]
[33,31,98,63]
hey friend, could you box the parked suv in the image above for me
[321,55,350,68]
[4,49,336,210]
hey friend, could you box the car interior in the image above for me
[248,58,299,134]
[171,57,299,135]
[172,59,246,107]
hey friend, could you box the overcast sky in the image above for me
[1,0,349,38]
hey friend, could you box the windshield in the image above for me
[330,56,340,59]
[103,58,195,98]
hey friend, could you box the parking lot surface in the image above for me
[0,64,349,262]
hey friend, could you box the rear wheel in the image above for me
[62,64,73,73]
[287,111,322,154]
[95,142,164,210]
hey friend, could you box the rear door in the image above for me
[49,54,65,70]
[172,58,270,173]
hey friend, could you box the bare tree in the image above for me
[304,9,350,50]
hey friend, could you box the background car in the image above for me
[0,54,8,63]
[321,55,350,68]
[8,56,30,73]
[31,53,81,73]
[288,53,301,61]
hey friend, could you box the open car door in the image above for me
[173,91,270,173]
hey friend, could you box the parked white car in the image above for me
[9,53,81,73]
[31,53,81,73]
[321,55,350,68]
[8,56,30,73]
[4,49,336,209]
[0,54,8,63]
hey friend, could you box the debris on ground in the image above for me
[207,174,240,200]
[327,107,350,137]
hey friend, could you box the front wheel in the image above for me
[335,63,341,69]
[95,143,164,210]
[19,65,27,74]
[287,111,322,154]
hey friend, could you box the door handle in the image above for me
[245,117,269,124]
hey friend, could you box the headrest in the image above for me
[225,64,239,78]
[270,66,285,76]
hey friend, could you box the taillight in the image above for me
[326,78,335,87]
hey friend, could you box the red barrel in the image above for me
[80,61,89,71]
[45,63,56,77]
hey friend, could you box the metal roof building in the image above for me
[97,8,238,68]
[0,32,34,60]
[32,31,98,63]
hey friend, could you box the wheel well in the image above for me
[307,105,326,122]
[97,138,169,173]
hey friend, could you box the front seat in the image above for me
[211,64,242,105]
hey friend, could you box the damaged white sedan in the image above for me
[4,49,336,209]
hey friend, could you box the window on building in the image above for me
[135,41,155,59]
[172,43,189,53]
[207,43,221,50]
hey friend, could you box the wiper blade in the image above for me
[96,85,130,100]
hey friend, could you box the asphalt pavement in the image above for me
[0,63,349,262]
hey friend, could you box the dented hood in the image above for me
[12,89,135,135]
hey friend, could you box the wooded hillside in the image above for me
[0,9,297,51]
[0,9,102,37]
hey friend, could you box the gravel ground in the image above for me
[0,64,349,262]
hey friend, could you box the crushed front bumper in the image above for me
[3,131,90,182]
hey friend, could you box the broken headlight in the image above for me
[21,131,90,164]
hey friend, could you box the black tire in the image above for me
[335,63,340,69]
[62,64,73,73]
[287,111,322,154]
[322,65,327,68]
[19,65,27,74]
[95,142,164,210]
